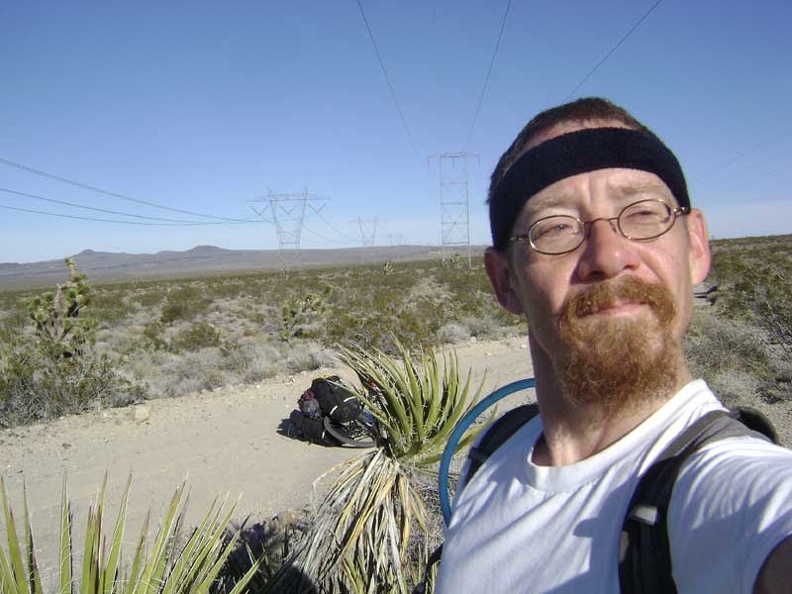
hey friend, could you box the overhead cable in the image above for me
[562,0,662,102]
[0,187,257,224]
[311,208,359,243]
[0,204,256,226]
[355,0,422,161]
[300,223,349,246]
[465,0,512,150]
[0,156,252,222]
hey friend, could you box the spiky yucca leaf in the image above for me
[275,450,427,594]
[21,483,42,594]
[0,476,258,594]
[0,476,29,594]
[337,340,489,465]
[278,342,490,593]
[58,477,71,594]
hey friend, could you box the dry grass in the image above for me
[0,257,521,422]
[685,234,792,405]
[2,235,790,425]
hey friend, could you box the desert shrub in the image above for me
[242,345,286,383]
[131,284,168,308]
[160,285,211,324]
[0,339,142,426]
[282,341,336,373]
[709,235,792,353]
[443,251,467,269]
[279,284,332,342]
[89,286,132,323]
[0,260,144,427]
[152,348,227,397]
[143,320,168,350]
[685,306,790,406]
[695,235,792,404]
[437,322,471,344]
[218,340,254,373]
[172,321,222,352]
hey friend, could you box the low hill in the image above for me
[0,244,476,288]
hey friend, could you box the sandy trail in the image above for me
[3,333,790,586]
[0,336,534,581]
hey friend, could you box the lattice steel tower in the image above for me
[355,216,380,246]
[430,152,478,266]
[249,188,326,269]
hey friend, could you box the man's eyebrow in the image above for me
[522,190,577,214]
[521,179,673,220]
[610,181,671,197]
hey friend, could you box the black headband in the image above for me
[489,127,690,250]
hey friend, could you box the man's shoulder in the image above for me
[667,429,792,593]
[687,432,792,471]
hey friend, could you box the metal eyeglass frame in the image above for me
[509,199,690,256]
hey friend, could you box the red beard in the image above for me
[557,276,682,416]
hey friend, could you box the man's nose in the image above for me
[575,218,641,280]
[583,216,620,237]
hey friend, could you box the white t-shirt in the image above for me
[436,380,792,594]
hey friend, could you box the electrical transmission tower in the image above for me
[354,216,380,246]
[249,188,327,269]
[429,152,478,266]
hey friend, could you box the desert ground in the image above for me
[2,333,790,585]
[0,335,535,581]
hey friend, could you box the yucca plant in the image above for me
[274,340,489,594]
[0,475,260,594]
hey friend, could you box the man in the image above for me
[435,98,792,593]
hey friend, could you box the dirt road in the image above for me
[3,333,790,586]
[0,336,534,582]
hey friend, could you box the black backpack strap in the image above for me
[465,403,540,487]
[618,408,775,593]
[412,544,443,594]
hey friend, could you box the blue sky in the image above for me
[1,1,790,264]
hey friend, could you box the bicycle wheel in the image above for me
[323,417,376,448]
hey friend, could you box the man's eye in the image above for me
[532,219,576,238]
[625,207,666,223]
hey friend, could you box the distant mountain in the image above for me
[0,244,465,289]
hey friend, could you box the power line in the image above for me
[0,156,252,222]
[0,187,254,224]
[312,206,359,243]
[465,0,512,150]
[721,134,787,167]
[562,0,662,102]
[0,203,255,226]
[355,0,422,161]
[300,223,349,246]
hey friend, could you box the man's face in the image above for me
[485,121,711,407]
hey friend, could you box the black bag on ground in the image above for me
[310,375,361,423]
[288,409,339,446]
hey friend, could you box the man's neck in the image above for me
[528,340,693,466]
[531,397,669,466]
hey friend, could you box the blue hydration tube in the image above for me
[438,377,536,525]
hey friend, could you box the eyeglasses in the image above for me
[510,199,689,256]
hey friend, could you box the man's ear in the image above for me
[685,209,711,285]
[484,247,525,315]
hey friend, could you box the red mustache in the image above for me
[562,277,676,324]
